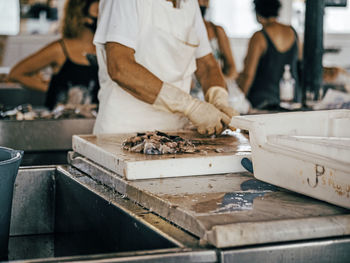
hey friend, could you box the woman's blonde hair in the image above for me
[61,0,98,38]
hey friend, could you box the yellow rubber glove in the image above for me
[205,86,239,118]
[153,83,231,135]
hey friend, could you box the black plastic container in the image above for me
[0,147,23,260]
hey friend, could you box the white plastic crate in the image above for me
[230,110,350,209]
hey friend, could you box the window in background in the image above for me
[0,0,20,35]
[324,4,350,33]
[292,0,350,34]
[19,0,62,35]
[22,0,58,35]
[208,0,260,38]
[291,0,304,33]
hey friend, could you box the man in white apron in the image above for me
[93,0,236,135]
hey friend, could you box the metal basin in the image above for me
[7,166,181,261]
[6,166,350,263]
[0,119,95,166]
[0,85,45,107]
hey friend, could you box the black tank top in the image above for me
[247,27,300,109]
[45,39,100,109]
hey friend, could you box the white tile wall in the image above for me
[2,34,59,68]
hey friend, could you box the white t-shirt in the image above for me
[94,0,211,59]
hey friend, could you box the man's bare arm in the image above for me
[106,43,232,135]
[195,53,226,96]
[106,42,162,104]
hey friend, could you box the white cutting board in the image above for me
[72,131,251,180]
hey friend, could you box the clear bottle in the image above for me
[279,64,295,108]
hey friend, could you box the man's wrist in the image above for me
[153,82,194,114]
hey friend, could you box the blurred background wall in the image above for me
[1,0,350,72]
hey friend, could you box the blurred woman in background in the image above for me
[198,0,237,79]
[193,0,250,114]
[9,0,100,110]
[237,0,302,109]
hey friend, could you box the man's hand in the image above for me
[194,54,239,120]
[185,99,231,135]
[205,86,239,118]
[153,83,231,135]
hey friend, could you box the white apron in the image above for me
[93,0,200,134]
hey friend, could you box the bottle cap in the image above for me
[283,64,292,80]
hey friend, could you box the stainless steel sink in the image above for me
[7,166,205,262]
[6,166,350,263]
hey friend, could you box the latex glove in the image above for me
[205,86,239,118]
[153,83,231,135]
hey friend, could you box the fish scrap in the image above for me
[122,131,198,155]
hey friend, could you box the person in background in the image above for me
[237,0,302,109]
[93,0,237,136]
[198,0,237,79]
[0,36,6,67]
[323,66,350,94]
[9,0,100,110]
[192,0,249,114]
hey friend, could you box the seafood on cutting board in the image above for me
[122,131,197,155]
[122,130,250,155]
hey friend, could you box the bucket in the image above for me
[0,147,23,260]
